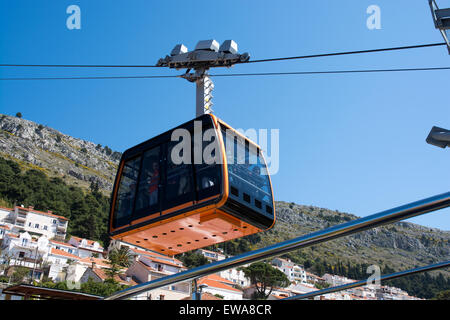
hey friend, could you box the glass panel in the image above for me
[164,141,194,208]
[222,129,273,213]
[135,147,161,214]
[194,128,221,200]
[113,156,141,227]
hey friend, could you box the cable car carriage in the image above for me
[109,114,275,256]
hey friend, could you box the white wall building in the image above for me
[198,274,243,300]
[219,267,250,288]
[0,206,68,240]
[271,257,307,283]
[197,249,226,262]
[68,236,104,258]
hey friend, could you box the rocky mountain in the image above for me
[0,113,121,192]
[258,202,449,277]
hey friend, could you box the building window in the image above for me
[35,224,39,229]
[68,249,73,254]
[19,252,25,258]
[53,220,57,224]
[43,226,48,230]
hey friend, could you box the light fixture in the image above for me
[426,126,450,148]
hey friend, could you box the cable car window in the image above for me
[134,146,161,218]
[164,141,195,209]
[222,129,273,215]
[113,156,141,227]
[194,126,221,200]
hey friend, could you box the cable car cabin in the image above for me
[109,114,275,256]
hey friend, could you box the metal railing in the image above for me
[105,191,450,300]
[284,260,450,300]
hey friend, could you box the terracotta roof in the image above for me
[140,256,184,269]
[198,278,242,293]
[79,257,111,269]
[203,273,235,285]
[0,225,10,230]
[181,292,222,300]
[15,206,68,221]
[70,236,103,249]
[90,268,137,286]
[50,248,80,260]
[6,233,19,238]
[131,248,182,264]
[50,239,76,248]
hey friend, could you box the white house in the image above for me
[198,274,243,300]
[68,236,104,258]
[46,248,81,281]
[219,267,250,288]
[197,249,226,262]
[271,257,306,283]
[0,206,68,240]
[125,252,189,300]
[322,273,355,287]
[1,232,50,281]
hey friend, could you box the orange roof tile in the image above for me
[50,239,76,247]
[15,206,69,221]
[197,278,242,293]
[79,257,111,268]
[181,292,222,300]
[70,236,103,249]
[90,268,137,286]
[0,225,10,230]
[203,274,235,285]
[130,248,182,264]
[51,248,80,260]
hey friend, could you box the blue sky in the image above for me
[0,1,449,230]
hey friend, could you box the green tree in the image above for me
[109,247,133,268]
[11,266,30,284]
[179,251,209,268]
[433,290,450,300]
[241,262,290,299]
[15,112,22,118]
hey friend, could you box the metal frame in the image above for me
[157,40,249,117]
[105,191,450,300]
[429,0,450,53]
[283,260,450,300]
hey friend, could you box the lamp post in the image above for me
[157,40,249,117]
[426,126,450,148]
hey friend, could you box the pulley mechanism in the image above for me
[157,40,250,116]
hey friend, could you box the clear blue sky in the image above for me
[0,1,449,230]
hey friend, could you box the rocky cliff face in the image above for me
[264,202,450,275]
[0,114,120,192]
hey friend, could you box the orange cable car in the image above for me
[108,114,275,256]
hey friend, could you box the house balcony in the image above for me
[14,242,37,250]
[14,222,26,229]
[56,223,67,231]
[16,214,27,222]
